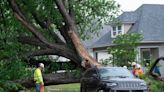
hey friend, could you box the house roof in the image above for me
[118,11,137,23]
[128,4,164,42]
[82,25,110,48]
[90,31,114,48]
[90,4,164,49]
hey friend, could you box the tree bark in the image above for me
[18,72,80,88]
[54,0,101,67]
[68,31,101,66]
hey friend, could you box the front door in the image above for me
[141,48,159,66]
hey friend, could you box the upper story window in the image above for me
[111,25,123,38]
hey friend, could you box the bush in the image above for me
[143,75,163,92]
[0,60,32,92]
[3,82,24,92]
[0,87,5,92]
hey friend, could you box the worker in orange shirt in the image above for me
[135,64,143,78]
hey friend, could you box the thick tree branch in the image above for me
[17,72,80,88]
[7,0,26,20]
[17,36,47,48]
[59,26,72,45]
[8,0,65,50]
[68,31,101,66]
[8,0,80,64]
[32,13,49,29]
[68,0,75,20]
[17,36,81,64]
[32,13,65,44]
[27,49,81,65]
[54,0,76,31]
[17,36,81,65]
[54,0,101,67]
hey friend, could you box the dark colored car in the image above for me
[80,67,148,92]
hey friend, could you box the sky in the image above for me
[115,0,164,11]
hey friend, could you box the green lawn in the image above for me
[27,83,80,92]
[47,83,80,89]
[45,83,80,92]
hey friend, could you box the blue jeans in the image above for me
[36,83,40,92]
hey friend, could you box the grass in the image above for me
[47,83,80,89]
[27,83,80,92]
[45,83,80,92]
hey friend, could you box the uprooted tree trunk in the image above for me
[7,0,101,87]
[18,72,80,88]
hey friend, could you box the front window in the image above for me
[111,25,123,38]
[117,26,122,34]
[112,26,116,36]
[99,67,134,78]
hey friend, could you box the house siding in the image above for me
[159,60,164,77]
[123,23,132,33]
[94,51,112,63]
[159,47,164,57]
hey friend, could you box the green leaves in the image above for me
[68,0,120,39]
[108,33,143,66]
[0,59,32,91]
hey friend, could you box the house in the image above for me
[89,4,164,65]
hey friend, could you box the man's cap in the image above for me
[132,62,136,66]
[39,63,44,68]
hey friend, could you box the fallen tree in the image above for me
[3,0,119,88]
[18,72,80,88]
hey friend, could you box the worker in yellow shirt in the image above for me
[34,63,44,92]
[135,64,143,78]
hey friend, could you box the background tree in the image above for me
[0,0,119,90]
[107,33,142,67]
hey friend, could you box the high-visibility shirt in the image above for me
[135,68,143,77]
[34,68,43,84]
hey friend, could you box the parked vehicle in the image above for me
[80,67,148,92]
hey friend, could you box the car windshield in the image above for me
[99,67,134,78]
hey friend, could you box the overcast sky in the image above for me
[115,0,164,11]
